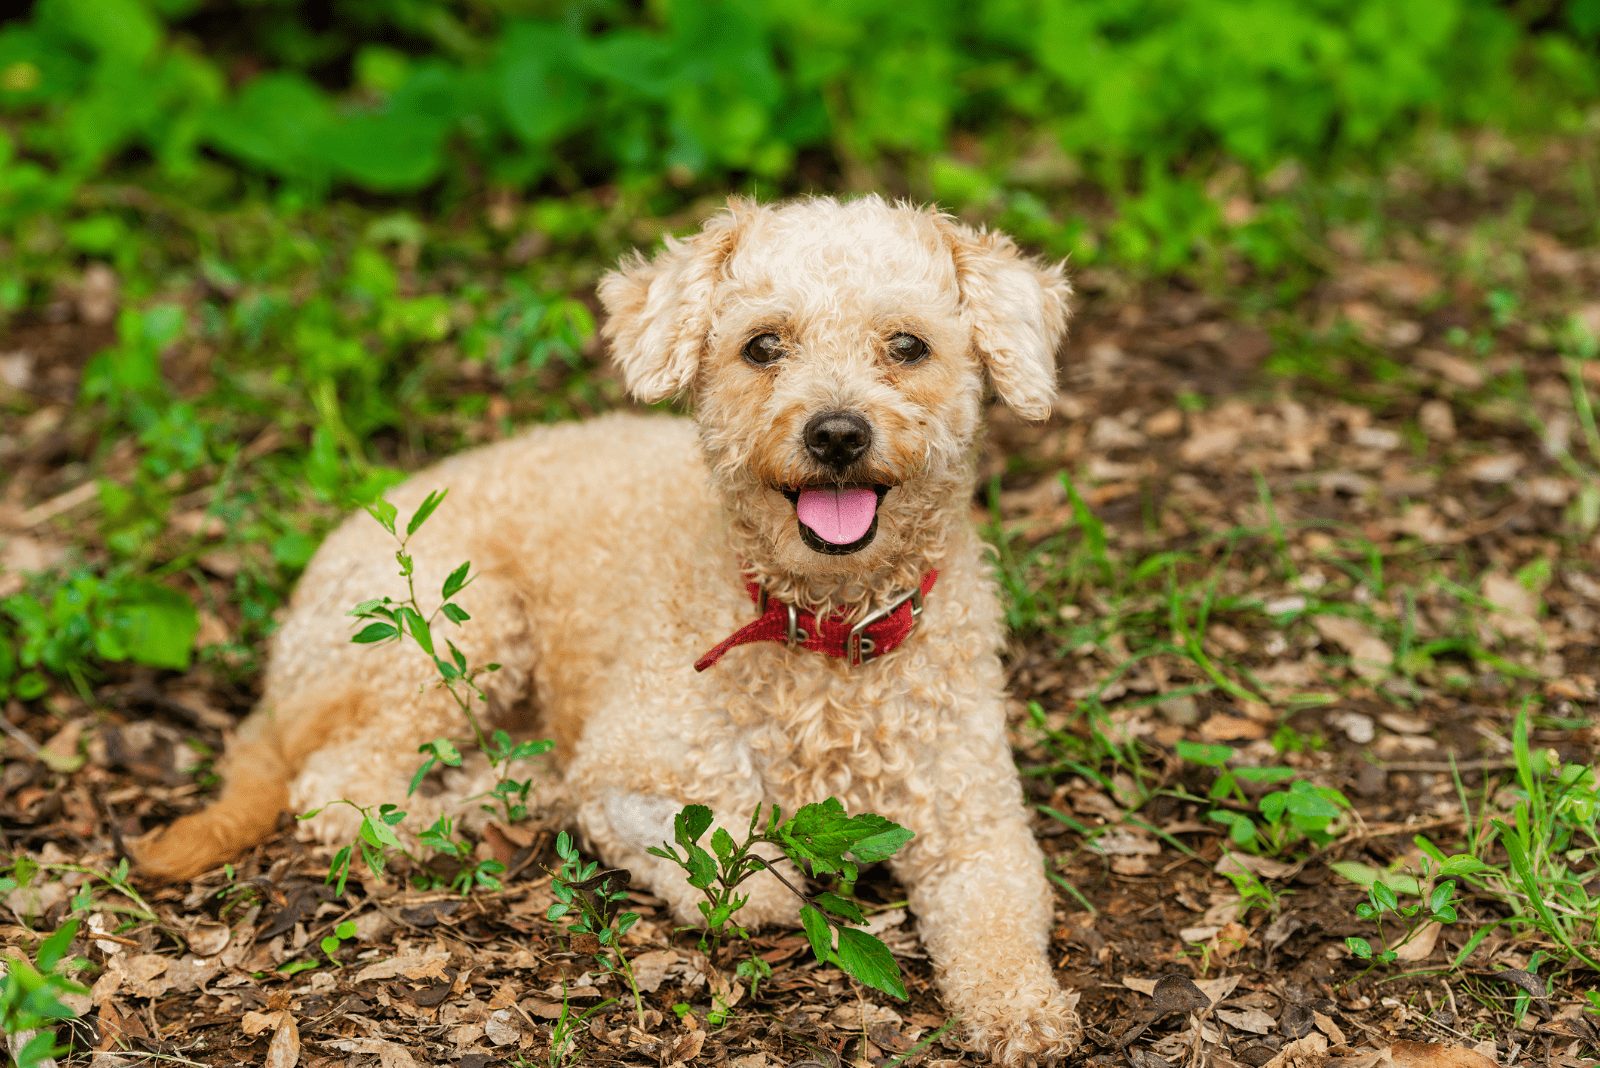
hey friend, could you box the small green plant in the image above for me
[0,566,200,702]
[1334,852,1478,985]
[317,490,554,894]
[350,493,555,821]
[319,920,359,967]
[0,858,157,929]
[419,815,510,893]
[1218,862,1290,918]
[548,832,644,1027]
[1177,743,1349,856]
[648,798,914,1000]
[521,983,617,1068]
[1416,706,1600,971]
[301,798,506,896]
[550,837,643,1029]
[214,863,262,921]
[302,799,407,896]
[0,919,89,1068]
[1178,741,1296,804]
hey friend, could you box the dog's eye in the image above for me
[742,333,785,366]
[887,333,929,364]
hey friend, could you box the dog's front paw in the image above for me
[963,988,1082,1067]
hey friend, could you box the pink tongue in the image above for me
[796,486,879,545]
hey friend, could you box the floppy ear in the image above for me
[940,219,1072,421]
[598,205,745,403]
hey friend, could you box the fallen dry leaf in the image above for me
[1414,349,1485,388]
[1260,1032,1330,1068]
[1387,1041,1498,1068]
[631,949,679,993]
[353,947,451,984]
[328,1038,419,1068]
[1199,714,1268,741]
[242,1010,285,1036]
[184,921,230,957]
[1464,454,1523,483]
[1313,1010,1346,1046]
[1391,921,1442,962]
[265,1015,299,1068]
[1088,827,1160,857]
[1481,572,1541,643]
[1217,1007,1277,1034]
[485,1007,520,1045]
[1313,616,1393,681]
[670,1029,707,1062]
[1217,853,1296,880]
[1214,920,1250,958]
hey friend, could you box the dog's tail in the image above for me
[133,736,289,882]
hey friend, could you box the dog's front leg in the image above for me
[890,776,1080,1066]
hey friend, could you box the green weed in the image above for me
[0,919,88,1068]
[1335,853,1473,985]
[548,831,645,1028]
[1328,708,1600,972]
[518,985,617,1068]
[318,920,359,968]
[1176,741,1349,856]
[648,799,914,1001]
[305,490,554,896]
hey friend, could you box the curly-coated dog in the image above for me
[140,196,1079,1063]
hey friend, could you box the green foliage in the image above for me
[419,815,508,894]
[1443,707,1600,970]
[304,492,554,907]
[304,799,408,897]
[0,0,1590,206]
[0,205,594,704]
[1331,851,1478,984]
[526,983,617,1068]
[647,799,914,1001]
[1,567,198,700]
[1328,707,1600,972]
[548,831,644,1027]
[348,492,553,826]
[1175,742,1350,856]
[0,919,89,1068]
[1344,878,1458,964]
[319,920,359,967]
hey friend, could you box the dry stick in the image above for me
[16,480,99,530]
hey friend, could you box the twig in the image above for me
[0,718,41,757]
[1377,760,1515,773]
[16,480,100,529]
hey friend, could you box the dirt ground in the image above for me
[3,135,1600,1067]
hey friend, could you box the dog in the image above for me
[139,195,1080,1064]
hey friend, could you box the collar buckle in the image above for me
[846,585,924,667]
[756,589,809,647]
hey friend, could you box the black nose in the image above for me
[803,410,873,470]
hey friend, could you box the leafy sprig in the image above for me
[548,831,644,1027]
[648,799,914,1000]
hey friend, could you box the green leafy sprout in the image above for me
[648,798,914,1001]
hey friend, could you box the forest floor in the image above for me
[2,130,1600,1067]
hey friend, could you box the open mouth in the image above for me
[780,484,891,555]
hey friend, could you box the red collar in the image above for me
[695,572,938,671]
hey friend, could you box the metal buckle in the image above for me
[757,589,808,647]
[847,585,924,667]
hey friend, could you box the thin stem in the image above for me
[613,950,645,1030]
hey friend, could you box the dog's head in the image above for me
[599,196,1070,580]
